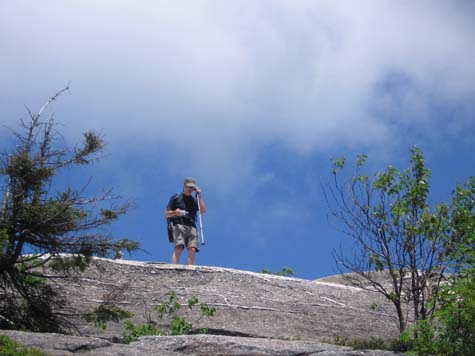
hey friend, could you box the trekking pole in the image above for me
[196,191,205,246]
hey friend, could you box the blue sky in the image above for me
[1,1,474,279]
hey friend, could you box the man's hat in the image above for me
[184,177,197,188]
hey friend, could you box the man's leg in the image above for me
[187,247,196,265]
[171,224,186,264]
[186,226,199,265]
[172,245,184,264]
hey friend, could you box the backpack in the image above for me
[166,193,181,243]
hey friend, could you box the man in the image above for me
[165,177,207,265]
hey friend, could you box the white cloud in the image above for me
[1,0,474,191]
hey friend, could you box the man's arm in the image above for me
[195,187,207,214]
[165,208,185,219]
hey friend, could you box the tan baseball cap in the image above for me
[184,177,197,188]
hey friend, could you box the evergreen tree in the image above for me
[0,87,138,332]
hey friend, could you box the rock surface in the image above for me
[1,330,403,356]
[59,258,399,342]
[1,258,404,355]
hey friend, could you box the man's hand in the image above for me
[175,208,187,216]
[195,186,202,195]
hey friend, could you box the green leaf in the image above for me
[356,154,368,167]
[188,296,199,310]
[331,157,346,175]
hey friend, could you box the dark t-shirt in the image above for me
[166,193,198,227]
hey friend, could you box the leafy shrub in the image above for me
[0,335,51,356]
[123,291,216,343]
[327,335,407,352]
[331,336,387,350]
[123,322,163,344]
[400,319,436,356]
[260,267,295,277]
[435,274,475,356]
[402,273,475,356]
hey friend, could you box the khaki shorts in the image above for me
[172,223,199,251]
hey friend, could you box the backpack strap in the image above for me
[172,192,181,208]
[167,193,182,218]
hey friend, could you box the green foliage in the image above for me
[19,200,85,235]
[122,291,216,343]
[331,157,346,175]
[123,322,163,344]
[48,255,92,273]
[370,302,379,311]
[74,131,104,164]
[4,152,55,192]
[200,303,216,317]
[113,239,140,259]
[82,284,134,330]
[327,335,406,352]
[100,209,119,220]
[356,154,368,167]
[155,291,182,319]
[0,228,8,253]
[0,335,51,356]
[0,274,67,332]
[276,267,295,277]
[326,146,475,334]
[389,175,475,355]
[434,275,475,355]
[260,267,295,277]
[405,273,475,356]
[448,178,475,268]
[400,319,436,356]
[169,316,193,336]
